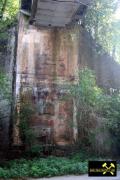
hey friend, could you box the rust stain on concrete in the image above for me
[14,14,79,146]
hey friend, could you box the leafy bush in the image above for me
[0,154,118,178]
[67,68,104,152]
[0,0,19,30]
[101,92,120,154]
[0,0,19,51]
[0,157,88,178]
[68,68,102,107]
[67,68,120,155]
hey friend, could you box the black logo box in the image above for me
[88,161,117,177]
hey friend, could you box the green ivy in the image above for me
[19,102,35,147]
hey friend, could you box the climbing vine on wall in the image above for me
[0,69,10,100]
[19,101,35,147]
[0,70,11,121]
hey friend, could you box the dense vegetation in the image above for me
[0,156,88,178]
[67,68,120,155]
[0,153,110,178]
[0,152,119,178]
[85,0,120,62]
[0,70,10,100]
[0,0,19,27]
[0,0,19,41]
[0,70,11,119]
[0,0,19,114]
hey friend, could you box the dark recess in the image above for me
[21,0,32,12]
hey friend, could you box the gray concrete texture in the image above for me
[34,0,92,26]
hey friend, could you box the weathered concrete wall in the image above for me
[0,27,16,150]
[15,14,120,152]
[15,14,79,146]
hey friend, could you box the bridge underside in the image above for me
[30,0,92,27]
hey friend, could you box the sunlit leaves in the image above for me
[85,0,120,63]
[68,68,102,108]
[0,0,19,32]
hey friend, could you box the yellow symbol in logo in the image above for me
[102,163,115,175]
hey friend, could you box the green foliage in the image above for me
[110,20,120,62]
[0,153,118,178]
[19,102,35,147]
[0,70,10,98]
[84,0,120,62]
[70,152,95,162]
[67,68,120,155]
[67,68,103,151]
[0,156,88,178]
[69,68,102,107]
[0,0,19,30]
[101,92,120,153]
[25,144,44,157]
[0,0,19,45]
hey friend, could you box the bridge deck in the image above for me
[31,0,92,27]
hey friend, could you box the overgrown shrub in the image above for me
[67,68,120,155]
[101,92,120,154]
[67,68,103,152]
[0,0,19,30]
[0,156,88,178]
[0,153,119,178]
